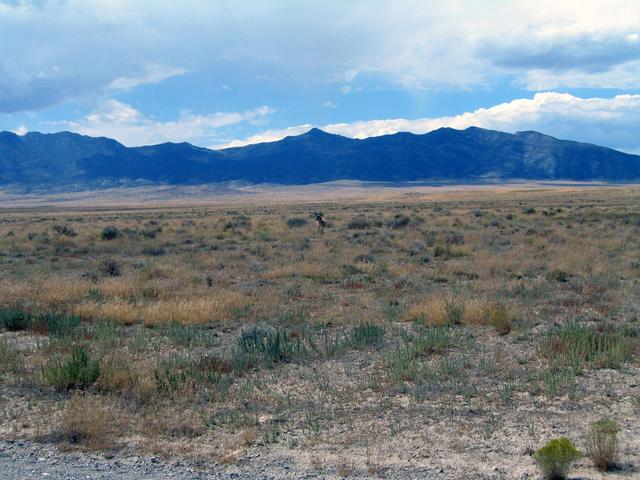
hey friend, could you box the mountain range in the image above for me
[1,126,639,189]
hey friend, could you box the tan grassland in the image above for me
[0,184,639,479]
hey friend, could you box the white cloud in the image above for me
[213,93,640,153]
[13,125,28,135]
[2,1,640,112]
[62,100,274,146]
[322,100,338,109]
[108,64,188,90]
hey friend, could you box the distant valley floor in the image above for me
[0,180,636,209]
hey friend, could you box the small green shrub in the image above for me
[0,309,32,331]
[346,322,385,349]
[237,326,306,368]
[586,418,619,470]
[542,320,636,372]
[533,437,581,480]
[34,313,82,337]
[42,347,100,391]
[286,217,308,228]
[100,226,120,240]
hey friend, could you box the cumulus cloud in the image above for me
[61,100,274,146]
[213,93,640,153]
[2,1,640,112]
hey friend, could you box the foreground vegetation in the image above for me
[1,186,639,478]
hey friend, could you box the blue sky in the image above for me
[1,0,640,152]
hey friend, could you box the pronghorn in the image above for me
[314,212,326,234]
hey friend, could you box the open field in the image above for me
[1,185,639,479]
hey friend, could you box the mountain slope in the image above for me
[1,126,639,188]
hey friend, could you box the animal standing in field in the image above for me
[314,212,326,234]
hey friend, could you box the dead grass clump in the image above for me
[403,296,464,326]
[60,393,113,449]
[98,300,140,325]
[586,418,619,471]
[141,292,247,326]
[487,303,511,335]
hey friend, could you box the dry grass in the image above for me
[1,186,639,477]
[59,393,113,449]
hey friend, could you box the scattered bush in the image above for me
[523,207,536,214]
[33,312,82,337]
[42,347,100,391]
[586,418,619,470]
[60,393,111,448]
[142,247,166,257]
[236,326,307,369]
[546,270,570,283]
[533,437,581,480]
[386,214,410,229]
[154,353,231,396]
[542,320,636,372]
[101,258,121,277]
[53,224,77,237]
[487,303,511,335]
[286,217,308,228]
[0,309,32,331]
[347,216,378,230]
[346,322,385,349]
[445,231,465,245]
[100,226,120,240]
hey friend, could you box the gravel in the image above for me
[0,439,481,480]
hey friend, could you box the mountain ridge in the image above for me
[1,126,639,188]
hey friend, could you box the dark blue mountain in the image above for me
[1,126,639,188]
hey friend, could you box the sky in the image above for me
[1,0,640,153]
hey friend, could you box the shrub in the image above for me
[154,353,231,396]
[53,224,77,237]
[142,247,166,256]
[237,326,306,368]
[100,226,120,240]
[346,322,385,349]
[386,214,410,229]
[286,217,308,228]
[586,418,619,470]
[42,347,100,391]
[533,437,581,480]
[34,313,82,337]
[101,259,120,277]
[542,321,636,372]
[445,231,465,245]
[60,393,111,448]
[0,337,18,376]
[523,207,536,214]
[487,303,511,335]
[97,355,137,394]
[444,297,465,325]
[546,270,570,283]
[0,309,32,331]
[347,216,376,230]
